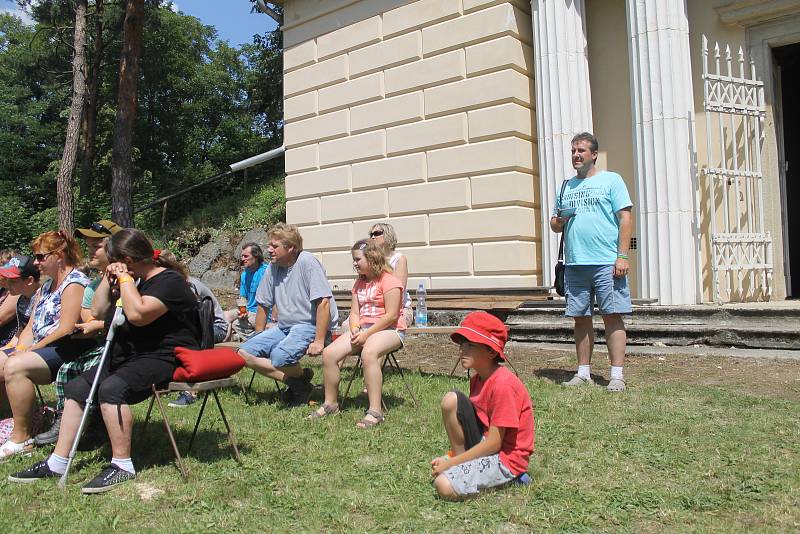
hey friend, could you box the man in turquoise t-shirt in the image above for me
[550,132,633,392]
[225,242,269,340]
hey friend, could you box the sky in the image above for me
[0,0,278,48]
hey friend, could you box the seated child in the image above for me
[431,311,534,500]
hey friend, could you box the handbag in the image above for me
[554,180,569,297]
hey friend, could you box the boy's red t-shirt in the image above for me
[469,366,535,475]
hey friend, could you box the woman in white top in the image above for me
[369,223,413,326]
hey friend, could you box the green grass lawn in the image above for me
[1,366,798,533]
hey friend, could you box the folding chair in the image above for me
[215,341,283,402]
[340,349,418,411]
[141,378,242,480]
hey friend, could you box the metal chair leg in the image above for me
[212,390,242,463]
[387,352,418,408]
[141,395,156,442]
[151,386,189,481]
[340,355,362,410]
[186,392,210,456]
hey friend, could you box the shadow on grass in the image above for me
[534,367,610,386]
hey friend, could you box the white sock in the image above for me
[111,457,136,474]
[610,366,624,380]
[576,365,591,380]
[47,453,68,475]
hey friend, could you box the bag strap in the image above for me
[557,179,569,262]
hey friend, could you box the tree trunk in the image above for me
[111,0,144,228]
[56,0,89,234]
[79,0,104,197]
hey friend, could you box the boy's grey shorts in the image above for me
[442,453,516,496]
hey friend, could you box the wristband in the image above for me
[15,344,27,351]
[617,253,629,260]
[118,275,134,285]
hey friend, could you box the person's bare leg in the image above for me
[239,349,285,382]
[433,475,462,501]
[100,403,133,459]
[321,334,353,407]
[5,353,51,442]
[53,399,85,457]
[360,331,401,420]
[602,314,627,367]
[440,392,466,455]
[573,316,594,366]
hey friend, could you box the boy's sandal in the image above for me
[356,409,384,429]
[306,403,340,420]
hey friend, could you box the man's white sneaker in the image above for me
[606,378,626,392]
[562,375,594,387]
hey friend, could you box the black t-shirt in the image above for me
[111,269,200,366]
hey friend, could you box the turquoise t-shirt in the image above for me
[240,263,268,313]
[553,171,632,265]
[82,277,102,309]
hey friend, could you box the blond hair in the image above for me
[268,223,303,252]
[352,239,391,279]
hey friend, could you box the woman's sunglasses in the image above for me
[33,252,55,262]
[369,230,384,238]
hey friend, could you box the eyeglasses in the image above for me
[90,221,112,235]
[33,252,54,262]
[369,230,384,238]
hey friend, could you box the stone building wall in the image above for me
[281,0,540,291]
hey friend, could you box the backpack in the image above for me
[196,294,216,349]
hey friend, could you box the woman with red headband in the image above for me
[9,228,201,493]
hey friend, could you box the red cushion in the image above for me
[173,347,245,382]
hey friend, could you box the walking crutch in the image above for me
[59,306,125,488]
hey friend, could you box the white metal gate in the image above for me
[701,35,773,302]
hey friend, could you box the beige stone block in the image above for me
[429,206,537,243]
[389,179,470,216]
[351,92,424,134]
[352,215,429,246]
[427,137,535,180]
[385,49,465,96]
[466,35,533,77]
[328,278,355,292]
[317,16,381,60]
[350,32,422,78]
[387,114,467,156]
[403,245,472,275]
[286,198,320,226]
[424,69,533,117]
[383,0,461,38]
[321,190,387,223]
[320,251,357,278]
[284,40,316,72]
[318,73,383,113]
[284,55,348,97]
[299,222,353,252]
[284,91,317,123]
[431,275,541,289]
[473,241,536,274]
[319,130,386,168]
[285,145,318,174]
[468,103,532,142]
[286,165,350,200]
[284,109,348,148]
[462,0,531,15]
[352,153,426,191]
[471,171,538,208]
[422,4,532,56]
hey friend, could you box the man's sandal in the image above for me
[356,409,384,429]
[306,403,340,420]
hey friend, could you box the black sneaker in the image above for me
[8,460,60,483]
[285,368,314,407]
[34,412,63,446]
[81,464,136,494]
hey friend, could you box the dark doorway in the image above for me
[774,43,800,298]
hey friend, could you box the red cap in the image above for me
[450,311,508,360]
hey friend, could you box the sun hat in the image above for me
[75,219,123,239]
[450,311,508,360]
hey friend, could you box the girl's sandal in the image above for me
[306,403,340,420]
[356,409,384,429]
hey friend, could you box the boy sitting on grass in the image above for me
[431,311,534,500]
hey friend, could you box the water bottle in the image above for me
[415,282,428,327]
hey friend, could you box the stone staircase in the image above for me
[504,302,800,350]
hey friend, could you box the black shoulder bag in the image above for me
[554,180,569,297]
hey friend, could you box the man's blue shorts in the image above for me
[239,323,319,368]
[565,265,632,317]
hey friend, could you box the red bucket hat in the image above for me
[450,311,508,360]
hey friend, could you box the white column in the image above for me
[531,0,593,286]
[625,0,700,304]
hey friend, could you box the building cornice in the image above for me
[716,0,800,26]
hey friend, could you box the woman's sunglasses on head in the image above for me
[369,230,384,238]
